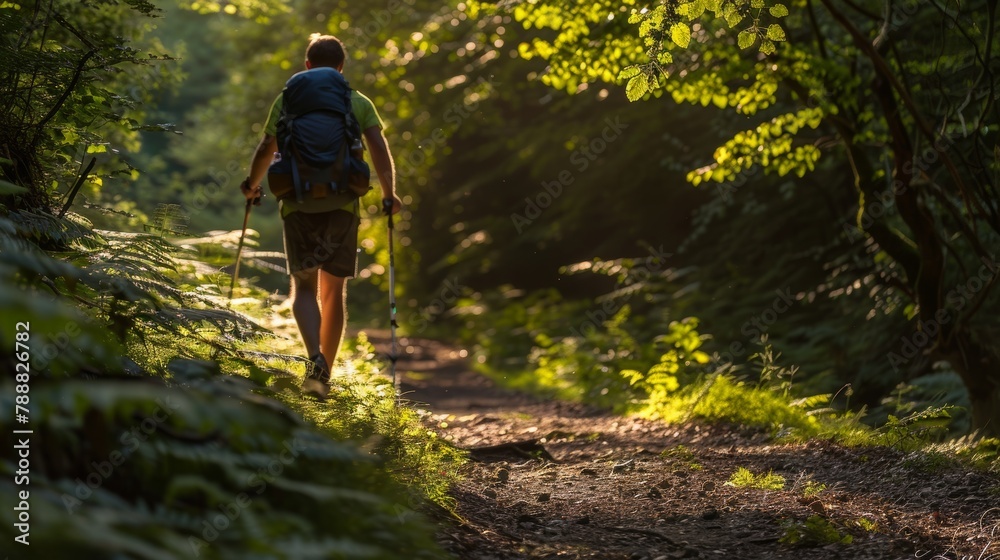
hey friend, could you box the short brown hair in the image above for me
[306,34,346,69]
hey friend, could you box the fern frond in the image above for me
[151,308,267,339]
[7,210,99,248]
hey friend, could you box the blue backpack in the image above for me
[267,67,371,203]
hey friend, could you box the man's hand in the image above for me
[240,177,263,206]
[382,194,402,216]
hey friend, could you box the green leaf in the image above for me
[738,30,756,49]
[683,1,706,18]
[670,22,691,48]
[769,4,789,17]
[760,38,776,54]
[626,74,649,102]
[766,24,786,41]
[618,65,641,81]
[725,9,744,27]
[0,180,27,195]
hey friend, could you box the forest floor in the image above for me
[365,332,1000,560]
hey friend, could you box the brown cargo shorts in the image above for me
[282,209,359,278]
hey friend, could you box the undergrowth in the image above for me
[0,207,458,558]
[453,287,1000,473]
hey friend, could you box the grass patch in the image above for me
[661,444,703,470]
[900,449,959,473]
[231,318,468,511]
[780,515,853,547]
[726,467,786,490]
[802,480,827,498]
[853,517,878,532]
[276,336,466,509]
[660,444,696,461]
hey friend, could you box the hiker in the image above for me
[240,34,401,385]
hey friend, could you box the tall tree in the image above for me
[487,0,1000,434]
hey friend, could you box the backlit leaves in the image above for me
[504,0,790,94]
[670,22,691,48]
[721,3,745,27]
[626,74,650,101]
[181,0,287,21]
[678,1,706,19]
[766,24,786,41]
[686,107,826,185]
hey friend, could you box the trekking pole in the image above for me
[382,198,399,401]
[228,187,261,301]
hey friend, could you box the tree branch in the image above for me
[818,0,987,227]
[806,0,829,59]
[59,157,97,218]
[781,76,923,280]
[32,49,97,136]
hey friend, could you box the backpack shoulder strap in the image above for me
[275,91,308,202]
[336,88,360,193]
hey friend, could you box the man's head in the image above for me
[305,34,346,71]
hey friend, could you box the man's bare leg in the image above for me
[319,270,347,368]
[291,268,322,359]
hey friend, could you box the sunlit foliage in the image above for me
[486,0,1000,434]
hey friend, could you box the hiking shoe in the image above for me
[305,353,330,384]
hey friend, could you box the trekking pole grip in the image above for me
[382,198,395,229]
[240,177,263,206]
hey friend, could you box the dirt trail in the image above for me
[368,333,1000,560]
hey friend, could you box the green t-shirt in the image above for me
[265,90,384,217]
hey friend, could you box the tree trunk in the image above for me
[941,327,1000,437]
